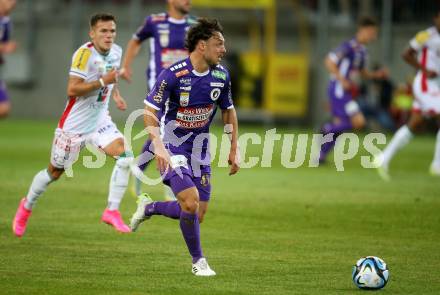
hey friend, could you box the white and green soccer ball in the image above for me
[352,256,389,290]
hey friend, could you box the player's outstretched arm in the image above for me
[120,39,142,82]
[144,105,170,173]
[222,108,240,176]
[67,69,118,97]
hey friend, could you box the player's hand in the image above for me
[114,96,127,111]
[423,68,438,79]
[119,67,132,83]
[102,69,119,85]
[2,41,17,54]
[154,145,171,174]
[228,148,240,176]
[340,78,352,91]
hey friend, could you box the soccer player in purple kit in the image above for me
[0,0,17,118]
[121,0,196,198]
[129,18,240,276]
[319,17,385,163]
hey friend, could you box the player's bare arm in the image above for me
[67,69,118,97]
[120,39,142,82]
[402,47,438,78]
[112,85,127,111]
[324,56,351,91]
[222,107,240,175]
[144,105,170,173]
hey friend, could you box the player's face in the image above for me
[169,0,191,15]
[203,32,226,67]
[359,26,378,44]
[90,20,116,54]
[0,0,16,14]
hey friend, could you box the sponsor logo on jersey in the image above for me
[212,70,226,81]
[72,48,91,71]
[175,69,189,77]
[176,105,214,129]
[153,80,167,103]
[157,23,169,29]
[179,78,191,85]
[210,82,224,87]
[180,86,191,91]
[170,61,188,72]
[210,88,221,101]
[180,92,189,107]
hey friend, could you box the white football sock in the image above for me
[25,169,54,210]
[382,125,413,168]
[431,129,440,169]
[107,157,131,210]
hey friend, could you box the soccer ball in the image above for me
[352,256,389,290]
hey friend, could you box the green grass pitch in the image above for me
[0,119,439,294]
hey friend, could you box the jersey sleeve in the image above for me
[328,41,351,64]
[144,69,174,111]
[133,16,154,42]
[409,30,430,51]
[69,47,92,79]
[218,72,234,110]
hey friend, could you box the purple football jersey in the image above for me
[328,38,367,81]
[144,57,233,162]
[133,13,197,89]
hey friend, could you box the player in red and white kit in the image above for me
[13,13,133,237]
[377,9,440,180]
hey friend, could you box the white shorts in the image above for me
[412,75,440,115]
[50,118,123,169]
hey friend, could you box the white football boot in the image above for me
[130,193,153,232]
[192,258,216,276]
[429,163,440,176]
[373,154,390,182]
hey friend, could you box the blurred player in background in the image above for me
[13,13,132,237]
[129,18,240,276]
[377,10,440,180]
[319,17,385,163]
[121,0,195,198]
[0,0,17,118]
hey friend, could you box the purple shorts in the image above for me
[162,152,212,202]
[0,80,9,103]
[328,81,359,119]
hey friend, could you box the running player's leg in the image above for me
[13,129,82,237]
[0,81,10,118]
[93,120,132,232]
[430,116,440,175]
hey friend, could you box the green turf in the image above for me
[0,119,439,294]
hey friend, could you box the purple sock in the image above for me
[138,139,154,171]
[179,211,203,263]
[145,201,181,219]
[320,119,353,161]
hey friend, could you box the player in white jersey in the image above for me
[376,10,440,180]
[13,13,133,237]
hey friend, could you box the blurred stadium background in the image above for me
[6,0,437,127]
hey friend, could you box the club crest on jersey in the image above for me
[159,30,169,47]
[210,88,221,101]
[180,92,190,106]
